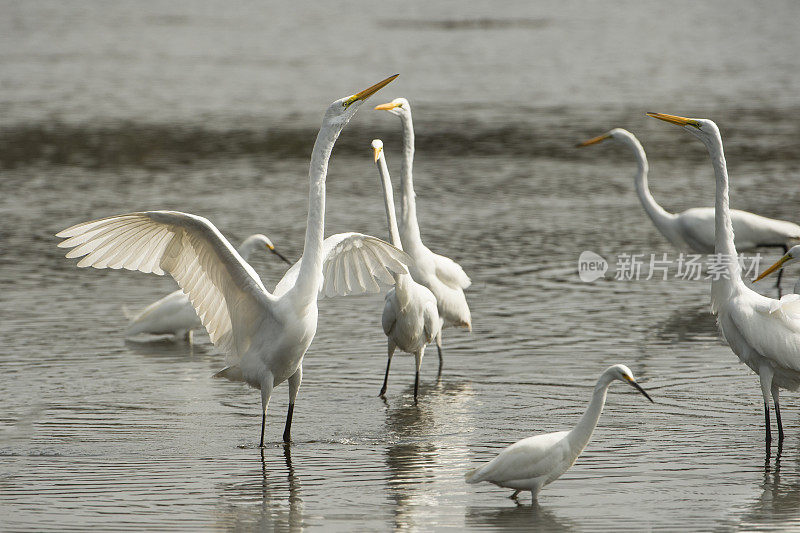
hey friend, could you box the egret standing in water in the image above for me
[375,98,472,372]
[57,75,408,447]
[372,139,442,400]
[649,112,800,447]
[125,234,291,341]
[578,128,800,293]
[465,364,652,501]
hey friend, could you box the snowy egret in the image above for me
[375,97,472,371]
[125,234,291,341]
[649,112,800,446]
[57,74,408,447]
[372,139,442,400]
[578,128,800,293]
[465,364,652,501]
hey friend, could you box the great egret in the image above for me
[372,139,442,400]
[374,97,472,371]
[755,245,800,314]
[57,75,408,447]
[649,112,800,446]
[125,234,291,341]
[465,364,652,501]
[578,128,800,293]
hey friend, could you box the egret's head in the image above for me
[754,244,800,282]
[374,97,411,118]
[324,74,399,127]
[647,112,720,146]
[372,139,384,162]
[576,128,632,148]
[240,234,291,265]
[606,364,653,402]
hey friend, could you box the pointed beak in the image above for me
[343,74,399,108]
[627,378,654,403]
[374,102,402,111]
[373,145,382,163]
[270,247,291,265]
[576,133,611,148]
[755,254,792,282]
[646,112,701,129]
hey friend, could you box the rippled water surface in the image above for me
[3,1,800,530]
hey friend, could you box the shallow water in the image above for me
[3,1,800,531]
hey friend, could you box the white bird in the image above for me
[374,97,472,372]
[465,364,652,501]
[649,112,800,446]
[56,74,408,447]
[578,128,800,293]
[756,245,800,299]
[125,234,291,341]
[371,139,442,400]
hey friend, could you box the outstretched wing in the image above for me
[273,232,411,298]
[432,253,471,289]
[57,211,272,357]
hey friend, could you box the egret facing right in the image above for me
[465,364,652,501]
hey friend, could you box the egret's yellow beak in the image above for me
[343,74,399,109]
[755,254,792,282]
[577,133,611,148]
[374,102,402,111]
[647,112,701,129]
[373,145,383,163]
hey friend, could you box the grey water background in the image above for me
[2,0,800,530]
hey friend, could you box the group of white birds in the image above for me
[54,73,800,503]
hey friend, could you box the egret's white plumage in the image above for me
[125,234,291,340]
[371,139,442,400]
[465,364,652,500]
[649,112,800,445]
[578,128,800,256]
[375,97,472,370]
[57,75,407,446]
[754,245,800,310]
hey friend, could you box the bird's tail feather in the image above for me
[465,467,481,484]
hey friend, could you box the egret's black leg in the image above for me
[765,400,772,448]
[437,344,443,374]
[510,490,520,500]
[282,403,294,443]
[774,398,784,442]
[260,411,266,448]
[413,369,420,402]
[380,346,394,397]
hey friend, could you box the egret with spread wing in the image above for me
[465,364,652,501]
[125,234,291,341]
[649,112,800,446]
[375,98,472,372]
[578,128,800,294]
[57,75,406,447]
[372,139,442,400]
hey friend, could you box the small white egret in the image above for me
[372,139,442,400]
[465,364,652,501]
[125,234,291,341]
[375,98,472,372]
[57,75,408,447]
[578,128,800,293]
[649,112,800,446]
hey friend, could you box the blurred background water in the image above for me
[2,0,800,530]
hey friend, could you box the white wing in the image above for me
[273,232,410,298]
[467,431,569,484]
[57,211,273,356]
[432,253,472,289]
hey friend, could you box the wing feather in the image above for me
[432,253,472,290]
[57,211,273,359]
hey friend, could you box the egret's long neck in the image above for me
[567,377,611,453]
[294,121,339,302]
[398,112,424,250]
[708,133,744,309]
[624,135,675,232]
[377,153,411,300]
